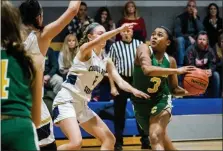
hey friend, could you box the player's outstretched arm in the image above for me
[40,1,81,55]
[136,44,196,76]
[80,23,136,58]
[106,59,149,99]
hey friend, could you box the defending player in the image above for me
[53,22,149,150]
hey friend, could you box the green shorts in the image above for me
[132,95,172,134]
[1,117,39,150]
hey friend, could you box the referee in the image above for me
[108,28,150,150]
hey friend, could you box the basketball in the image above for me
[183,68,209,95]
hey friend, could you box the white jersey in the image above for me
[24,31,41,54]
[24,31,45,70]
[62,50,107,102]
[24,31,55,146]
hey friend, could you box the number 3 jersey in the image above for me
[62,51,107,102]
[132,46,170,103]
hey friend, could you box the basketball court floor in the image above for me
[56,137,222,150]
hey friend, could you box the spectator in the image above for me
[94,7,116,54]
[185,31,220,98]
[58,34,79,80]
[109,28,150,150]
[214,33,223,97]
[174,0,204,66]
[67,2,94,41]
[203,3,223,48]
[91,7,117,102]
[116,0,147,42]
[44,47,63,95]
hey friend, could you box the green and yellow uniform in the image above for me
[1,49,39,150]
[132,48,172,133]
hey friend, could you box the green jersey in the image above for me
[1,49,32,117]
[132,48,170,103]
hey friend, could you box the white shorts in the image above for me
[37,100,55,146]
[52,88,96,125]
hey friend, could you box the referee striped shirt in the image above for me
[108,39,143,77]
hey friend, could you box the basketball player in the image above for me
[1,1,42,150]
[132,26,195,150]
[19,0,81,150]
[52,22,149,150]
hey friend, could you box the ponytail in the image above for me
[2,1,36,84]
[79,22,101,46]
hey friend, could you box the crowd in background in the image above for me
[3,0,222,150]
[38,0,223,150]
[44,1,222,102]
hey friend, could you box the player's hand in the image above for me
[68,1,81,10]
[132,89,150,99]
[119,23,137,32]
[176,66,196,75]
[111,87,119,96]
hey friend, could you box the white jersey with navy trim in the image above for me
[62,50,108,102]
[24,31,55,146]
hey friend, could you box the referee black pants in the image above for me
[114,75,149,146]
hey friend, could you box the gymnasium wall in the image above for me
[12,0,223,42]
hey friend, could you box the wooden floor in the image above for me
[56,137,223,150]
